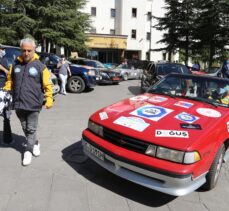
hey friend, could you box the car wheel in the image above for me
[123,74,128,81]
[202,144,225,190]
[67,76,85,93]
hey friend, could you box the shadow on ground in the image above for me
[0,131,26,156]
[62,141,176,207]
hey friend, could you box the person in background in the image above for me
[192,62,200,71]
[4,38,53,166]
[221,58,229,78]
[0,44,13,144]
[57,55,71,95]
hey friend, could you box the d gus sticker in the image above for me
[155,130,189,138]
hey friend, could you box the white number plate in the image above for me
[84,141,104,161]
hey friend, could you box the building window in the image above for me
[147,12,151,21]
[132,8,137,18]
[90,27,96,33]
[131,29,136,39]
[111,9,116,18]
[110,29,115,35]
[91,7,96,16]
[146,32,150,40]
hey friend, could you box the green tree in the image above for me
[0,0,91,54]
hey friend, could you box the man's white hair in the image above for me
[20,38,36,48]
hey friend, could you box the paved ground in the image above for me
[0,79,228,211]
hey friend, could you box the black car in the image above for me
[70,58,122,85]
[141,61,192,91]
[39,53,97,93]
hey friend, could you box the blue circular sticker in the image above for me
[29,67,38,76]
[14,67,21,73]
[178,113,196,123]
[137,106,166,118]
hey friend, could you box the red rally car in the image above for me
[82,73,229,196]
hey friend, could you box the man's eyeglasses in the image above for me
[21,49,33,53]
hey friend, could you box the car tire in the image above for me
[67,76,85,93]
[202,144,225,190]
[123,74,128,81]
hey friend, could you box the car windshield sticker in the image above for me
[180,123,202,130]
[175,112,199,124]
[130,95,149,101]
[99,112,108,120]
[174,101,193,108]
[155,130,189,138]
[148,96,167,103]
[113,116,150,132]
[130,105,173,121]
[196,108,221,118]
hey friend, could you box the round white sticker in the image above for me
[196,108,221,118]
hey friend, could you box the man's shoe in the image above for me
[33,143,40,157]
[23,151,32,166]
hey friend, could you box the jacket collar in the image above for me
[18,53,39,63]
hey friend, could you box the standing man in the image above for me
[0,44,13,144]
[4,38,53,166]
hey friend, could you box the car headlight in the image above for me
[156,146,184,163]
[145,144,200,164]
[87,70,96,76]
[88,120,103,137]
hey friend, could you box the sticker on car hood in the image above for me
[148,96,168,103]
[196,108,221,118]
[180,123,202,130]
[155,130,189,138]
[175,112,199,124]
[174,101,193,108]
[113,116,150,132]
[130,105,173,121]
[130,95,149,101]
[99,112,108,120]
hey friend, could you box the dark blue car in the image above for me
[39,53,97,93]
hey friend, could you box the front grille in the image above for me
[103,127,149,154]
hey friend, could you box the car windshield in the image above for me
[156,64,184,75]
[147,74,229,107]
[86,60,105,68]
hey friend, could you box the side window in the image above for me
[91,7,96,16]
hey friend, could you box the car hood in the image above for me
[90,93,228,150]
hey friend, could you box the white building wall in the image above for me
[81,0,174,62]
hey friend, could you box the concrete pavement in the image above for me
[0,80,228,211]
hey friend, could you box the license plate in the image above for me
[112,77,120,81]
[84,141,104,161]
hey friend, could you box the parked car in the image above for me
[141,61,192,91]
[112,63,143,81]
[82,73,229,196]
[2,45,60,97]
[203,66,222,77]
[70,58,122,85]
[39,53,97,93]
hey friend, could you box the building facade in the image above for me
[81,0,178,63]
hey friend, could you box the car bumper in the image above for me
[82,137,207,196]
